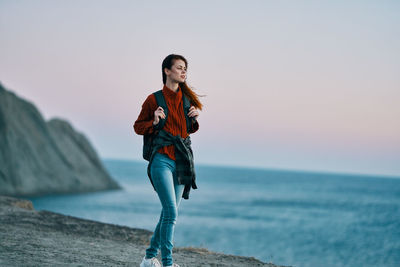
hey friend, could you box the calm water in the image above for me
[30,159,400,267]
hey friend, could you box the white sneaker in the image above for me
[140,256,161,267]
[164,264,180,267]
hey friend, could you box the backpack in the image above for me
[142,89,193,161]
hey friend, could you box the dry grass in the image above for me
[174,246,213,255]
[12,200,34,210]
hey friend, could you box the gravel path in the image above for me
[0,196,288,267]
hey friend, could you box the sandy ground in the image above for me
[0,195,289,267]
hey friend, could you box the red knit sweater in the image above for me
[134,85,199,161]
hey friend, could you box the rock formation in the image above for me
[0,82,120,196]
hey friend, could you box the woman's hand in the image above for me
[153,106,166,125]
[188,106,199,120]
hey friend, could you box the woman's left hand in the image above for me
[188,106,199,120]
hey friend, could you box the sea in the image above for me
[29,159,400,267]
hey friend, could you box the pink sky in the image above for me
[1,1,399,176]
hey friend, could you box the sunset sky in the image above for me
[1,0,399,176]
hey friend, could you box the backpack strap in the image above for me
[153,89,193,133]
[182,93,193,133]
[153,90,168,130]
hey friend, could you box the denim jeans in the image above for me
[145,152,185,266]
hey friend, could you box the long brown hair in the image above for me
[162,54,204,110]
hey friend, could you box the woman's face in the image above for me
[165,59,187,83]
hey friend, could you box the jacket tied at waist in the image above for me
[147,129,197,199]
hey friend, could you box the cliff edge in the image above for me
[0,195,288,267]
[0,82,120,196]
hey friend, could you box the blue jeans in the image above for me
[146,152,184,266]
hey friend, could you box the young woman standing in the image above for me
[134,54,203,267]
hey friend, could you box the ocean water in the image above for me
[30,159,400,267]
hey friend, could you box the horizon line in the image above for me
[101,157,400,180]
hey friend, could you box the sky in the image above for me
[1,0,399,177]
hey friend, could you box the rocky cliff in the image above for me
[0,83,120,196]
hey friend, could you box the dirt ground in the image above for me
[0,195,288,267]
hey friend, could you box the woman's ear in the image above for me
[164,67,170,76]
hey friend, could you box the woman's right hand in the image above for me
[153,106,166,125]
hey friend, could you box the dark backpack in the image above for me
[142,89,193,161]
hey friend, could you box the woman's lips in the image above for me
[181,75,185,79]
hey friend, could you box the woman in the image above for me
[134,54,203,267]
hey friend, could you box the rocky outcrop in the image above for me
[0,195,286,266]
[0,82,120,196]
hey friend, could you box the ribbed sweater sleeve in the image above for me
[190,119,199,134]
[133,94,157,135]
